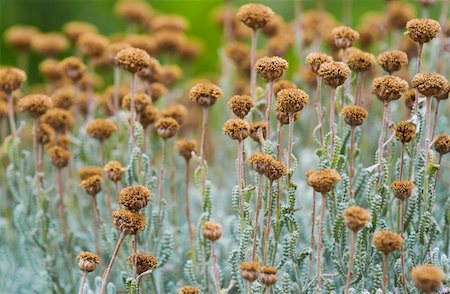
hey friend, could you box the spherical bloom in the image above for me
[371,75,408,102]
[189,83,223,107]
[202,221,222,241]
[373,230,403,255]
[77,251,100,272]
[36,123,54,145]
[394,121,416,143]
[343,206,371,232]
[4,25,39,51]
[410,264,445,293]
[148,82,167,102]
[158,65,182,88]
[59,56,86,82]
[436,83,449,100]
[128,253,157,275]
[154,117,180,139]
[434,134,450,155]
[225,42,250,65]
[18,94,52,118]
[249,121,267,143]
[306,169,341,194]
[115,48,151,73]
[412,73,447,97]
[86,119,117,141]
[403,89,416,111]
[228,95,254,118]
[377,50,408,74]
[77,33,109,58]
[77,166,102,181]
[51,87,75,110]
[275,88,309,114]
[240,261,259,282]
[341,105,368,127]
[332,26,359,48]
[223,119,250,141]
[317,62,350,88]
[119,185,152,211]
[276,111,299,125]
[39,59,64,82]
[112,209,147,234]
[248,152,272,175]
[80,175,102,197]
[31,33,68,56]
[267,159,287,181]
[305,53,333,74]
[255,56,289,81]
[260,266,277,286]
[62,21,97,43]
[104,160,125,182]
[161,104,188,125]
[346,51,375,72]
[107,42,132,64]
[151,15,188,33]
[48,146,71,169]
[237,3,274,30]
[273,80,296,96]
[114,0,153,27]
[405,18,440,44]
[178,286,200,294]
[123,34,156,54]
[387,2,416,30]
[176,139,197,160]
[139,105,159,128]
[391,180,414,200]
[0,68,26,93]
[122,93,152,113]
[42,108,74,132]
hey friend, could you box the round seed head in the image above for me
[77,33,109,58]
[260,266,277,286]
[412,73,447,97]
[59,56,86,82]
[237,3,274,30]
[377,50,408,74]
[31,33,68,56]
[249,121,267,143]
[387,2,416,30]
[154,117,180,139]
[343,206,371,232]
[161,104,188,125]
[153,31,184,54]
[0,68,26,93]
[306,169,341,193]
[317,61,350,88]
[240,261,260,282]
[158,65,182,88]
[273,80,296,96]
[18,94,52,118]
[80,175,102,197]
[41,108,74,132]
[371,75,409,102]
[176,139,197,160]
[52,87,75,110]
[226,42,250,65]
[394,120,416,143]
[4,25,39,51]
[305,53,333,74]
[77,166,102,181]
[373,230,403,255]
[115,48,151,73]
[139,105,159,128]
[405,18,440,44]
[123,35,155,54]
[202,221,222,241]
[267,32,293,57]
[346,51,375,72]
[341,105,368,127]
[248,152,272,175]
[228,95,254,118]
[261,15,285,37]
[403,89,416,111]
[113,209,147,234]
[86,119,117,141]
[151,15,188,33]
[122,93,152,113]
[435,83,449,100]
[148,82,167,102]
[119,185,152,211]
[189,83,223,107]
[39,59,64,82]
[434,134,450,155]
[107,42,132,64]
[47,145,71,169]
[62,21,97,43]
[267,159,287,181]
[410,264,445,293]
[178,286,200,294]
[255,56,289,81]
[114,0,153,27]
[332,26,359,48]
[77,251,100,272]
[36,123,54,145]
[391,180,414,200]
[275,88,309,114]
[104,160,125,182]
[128,253,157,275]
[223,119,250,141]
[276,110,299,125]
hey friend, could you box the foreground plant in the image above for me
[77,251,100,294]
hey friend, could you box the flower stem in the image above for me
[382,253,388,294]
[377,102,389,175]
[349,126,355,198]
[425,97,432,171]
[237,140,244,216]
[306,190,317,285]
[184,159,195,262]
[130,72,137,148]
[252,174,263,261]
[133,233,138,279]
[265,80,274,140]
[399,199,408,294]
[399,143,405,180]
[156,139,167,233]
[329,87,337,161]
[263,180,274,265]
[315,76,324,146]
[200,107,209,195]
[355,72,364,106]
[287,113,294,172]
[78,271,88,294]
[344,230,356,293]
[250,29,258,98]
[432,99,440,140]
[7,91,16,138]
[33,118,43,189]
[317,193,327,289]
[211,241,221,293]
[113,66,121,115]
[56,168,67,240]
[100,231,126,294]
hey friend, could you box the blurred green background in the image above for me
[0,0,441,85]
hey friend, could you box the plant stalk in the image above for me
[317,193,327,289]
[100,231,127,294]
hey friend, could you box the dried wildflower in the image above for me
[177,139,197,161]
[36,123,55,145]
[228,95,254,118]
[123,35,155,54]
[387,2,416,30]
[31,33,68,56]
[405,18,440,44]
[128,253,157,275]
[332,26,359,49]
[410,264,445,293]
[0,68,26,93]
[39,59,64,82]
[77,33,109,58]
[255,56,288,81]
[104,161,125,182]
[394,121,416,143]
[203,221,222,241]
[276,111,299,125]
[346,51,375,72]
[267,33,293,57]
[434,134,450,155]
[275,88,309,114]
[305,53,333,74]
[341,105,368,127]
[77,251,100,272]
[412,73,447,97]
[18,94,52,118]
[41,108,73,132]
[223,119,250,141]
[225,42,250,65]
[119,185,151,212]
[77,166,102,181]
[62,21,97,43]
[377,50,408,74]
[115,48,151,73]
[248,152,272,175]
[48,146,71,169]
[343,206,371,232]
[391,180,414,200]
[267,159,287,181]
[240,261,259,282]
[261,15,285,37]
[112,209,147,234]
[51,87,75,110]
[4,25,39,51]
[140,105,159,129]
[148,82,167,102]
[80,175,102,197]
[249,121,267,143]
[403,89,416,111]
[114,0,153,27]
[436,83,450,100]
[273,80,296,96]
[371,75,408,102]
[260,266,277,286]
[189,83,223,107]
[317,62,350,88]
[151,15,187,33]
[122,93,152,113]
[86,119,117,141]
[153,31,184,54]
[59,56,86,82]
[306,169,341,194]
[373,230,403,254]
[155,117,180,139]
[161,104,188,124]
[78,73,103,91]
[106,42,132,64]
[178,286,200,294]
[237,3,274,30]
[158,65,182,88]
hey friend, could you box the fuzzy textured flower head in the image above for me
[59,56,86,82]
[107,42,132,63]
[77,251,100,272]
[4,25,39,51]
[86,119,117,141]
[31,33,68,56]
[148,82,167,102]
[178,286,200,294]
[394,120,416,143]
[39,59,64,82]
[225,42,250,65]
[161,104,188,125]
[119,185,151,212]
[343,206,371,232]
[140,105,159,128]
[129,253,157,275]
[62,21,97,43]
[237,3,274,30]
[410,264,445,293]
[155,117,180,139]
[332,26,359,48]
[249,121,267,143]
[305,53,333,74]
[104,160,125,182]
[377,50,408,74]
[255,56,289,81]
[387,2,416,30]
[306,169,341,194]
[435,83,450,100]
[80,175,102,197]
[36,123,55,145]
[112,209,147,234]
[77,33,109,58]
[373,230,403,255]
[371,75,408,102]
[317,62,350,88]
[18,94,52,118]
[276,111,299,125]
[0,68,26,93]
[114,0,153,27]
[260,266,277,286]
[434,134,450,155]
[202,221,222,241]
[223,119,250,141]
[273,80,296,96]
[189,83,223,107]
[267,159,287,181]
[346,51,375,72]
[115,48,151,73]
[275,88,309,114]
[341,105,368,127]
[158,65,182,88]
[405,18,440,44]
[248,152,272,175]
[177,139,197,160]
[391,180,414,200]
[51,87,75,110]
[77,166,102,181]
[412,73,447,97]
[47,146,71,169]
[240,261,260,282]
[42,108,74,132]
[228,95,254,118]
[122,93,152,113]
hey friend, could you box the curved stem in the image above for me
[265,80,274,140]
[99,231,126,294]
[349,126,355,198]
[315,76,324,145]
[432,99,440,140]
[78,271,88,294]
[344,231,356,293]
[329,87,337,161]
[7,91,16,138]
[250,29,258,98]
[263,181,274,265]
[184,159,195,262]
[252,174,263,261]
[211,241,221,293]
[317,193,327,290]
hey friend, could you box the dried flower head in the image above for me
[373,230,403,255]
[249,121,267,143]
[112,209,147,234]
[202,221,222,241]
[436,83,450,100]
[240,261,259,282]
[0,68,26,93]
[86,119,117,141]
[267,33,293,57]
[177,139,197,161]
[410,264,445,293]
[161,104,188,124]
[77,166,103,181]
[273,80,296,96]
[178,286,200,294]
[123,35,155,54]
[267,159,287,181]
[341,105,368,127]
[255,56,289,81]
[276,111,299,125]
[260,266,277,286]
[248,152,272,175]
[404,89,416,111]
[237,3,274,30]
[158,65,182,88]
[62,21,97,43]
[31,33,68,56]
[189,83,223,107]
[151,15,188,33]
[223,119,250,141]
[343,206,371,232]
[405,18,440,44]
[115,0,153,27]
[47,146,71,169]
[306,169,341,194]
[261,15,285,37]
[77,251,100,272]
[434,134,450,155]
[119,185,151,211]
[390,180,414,200]
[115,48,151,73]
[394,120,416,143]
[39,59,64,82]
[4,25,39,51]
[140,105,159,129]
[148,82,167,102]
[129,253,157,275]
[59,56,86,82]
[332,26,359,48]
[80,175,102,197]
[377,50,408,74]
[317,62,350,88]
[225,42,250,65]
[36,123,55,145]
[228,95,254,118]
[104,160,125,182]
[371,75,409,102]
[155,117,180,139]
[122,93,152,113]
[41,108,74,132]
[275,88,309,114]
[77,33,109,58]
[107,42,132,64]
[346,51,375,72]
[18,94,52,118]
[51,87,75,110]
[387,2,416,30]
[412,73,447,97]
[305,53,333,74]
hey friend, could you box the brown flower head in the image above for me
[115,0,153,27]
[225,42,250,65]
[434,134,450,155]
[4,25,39,51]
[306,169,341,194]
[405,18,440,44]
[261,15,285,37]
[104,160,125,182]
[36,123,54,145]
[391,180,414,200]
[317,62,350,88]
[436,83,450,100]
[377,50,408,74]
[371,75,408,102]
[410,264,445,293]
[255,56,289,81]
[77,251,100,272]
[115,48,151,73]
[404,89,416,111]
[387,2,416,30]
[177,139,197,161]
[228,95,254,118]
[267,159,287,181]
[248,152,272,175]
[106,42,132,64]
[276,111,299,125]
[158,65,182,88]
[341,105,368,127]
[47,146,71,169]
[412,73,447,97]
[305,53,333,74]
[267,32,293,57]
[161,104,188,125]
[151,15,188,33]
[59,56,86,82]
[86,119,117,141]
[223,119,250,141]
[122,35,155,55]
[276,88,309,114]
[343,206,371,232]
[249,121,267,143]
[31,33,68,56]
[129,253,157,275]
[332,26,359,48]
[240,261,260,282]
[77,33,109,58]
[39,59,64,82]
[394,120,416,143]
[153,31,185,55]
[237,3,274,30]
[260,266,277,286]
[273,80,296,96]
[140,105,159,129]
[119,185,151,212]
[80,175,102,197]
[189,83,223,107]
[77,166,103,181]
[18,94,52,118]
[373,230,403,255]
[122,93,152,113]
[0,68,26,93]
[178,286,200,294]
[148,82,167,102]
[41,108,74,132]
[51,87,75,110]
[346,51,375,72]
[203,221,222,241]
[62,21,97,43]
[155,117,180,139]
[112,209,147,234]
